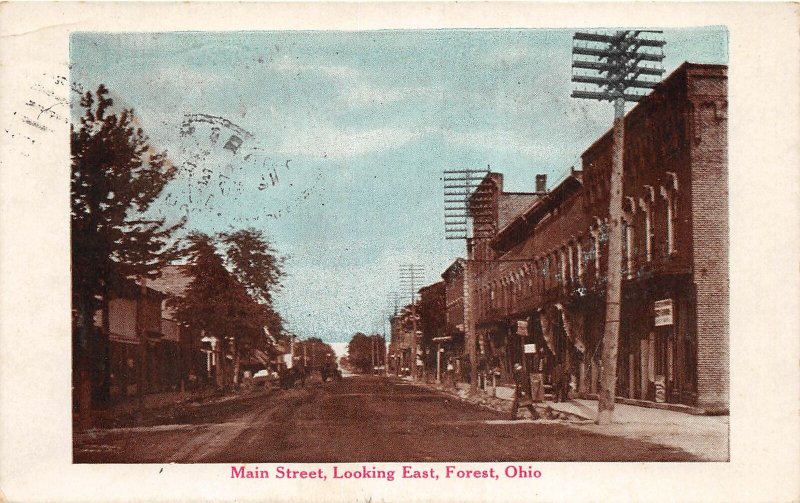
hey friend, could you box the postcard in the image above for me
[0,2,798,502]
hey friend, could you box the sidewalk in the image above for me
[412,378,729,461]
[82,384,268,429]
[548,398,729,461]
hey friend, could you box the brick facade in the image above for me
[449,63,728,410]
[686,67,729,411]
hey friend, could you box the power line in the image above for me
[571,29,666,425]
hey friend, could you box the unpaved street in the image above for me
[74,376,696,463]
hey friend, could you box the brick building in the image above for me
[464,171,544,385]
[147,265,206,387]
[472,171,589,389]
[93,278,166,403]
[388,307,416,376]
[455,62,728,411]
[417,281,446,380]
[441,258,467,381]
[580,62,728,411]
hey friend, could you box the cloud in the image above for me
[345,83,443,106]
[439,129,559,159]
[277,124,422,159]
[271,56,360,80]
[276,248,451,342]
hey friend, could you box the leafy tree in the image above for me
[295,337,336,374]
[219,228,287,370]
[71,84,182,428]
[171,231,286,387]
[347,332,386,374]
[219,228,285,307]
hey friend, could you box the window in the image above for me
[554,253,563,285]
[640,197,653,262]
[622,220,634,278]
[661,181,678,256]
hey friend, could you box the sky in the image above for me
[70,28,727,344]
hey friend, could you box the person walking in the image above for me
[553,361,570,403]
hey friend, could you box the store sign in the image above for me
[524,343,537,354]
[654,299,673,326]
[516,320,528,336]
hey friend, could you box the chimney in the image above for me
[535,174,547,194]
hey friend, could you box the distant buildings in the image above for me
[415,63,728,412]
[388,306,416,376]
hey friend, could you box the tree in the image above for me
[219,228,287,379]
[295,337,335,375]
[347,332,385,374]
[219,228,285,307]
[71,85,182,429]
[171,231,286,387]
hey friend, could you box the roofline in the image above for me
[581,61,727,159]
[492,172,583,250]
[418,280,445,293]
[441,257,466,279]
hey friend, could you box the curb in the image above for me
[410,380,590,423]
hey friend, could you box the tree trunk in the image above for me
[136,282,147,419]
[216,338,225,390]
[76,295,94,431]
[232,338,240,387]
[100,290,111,407]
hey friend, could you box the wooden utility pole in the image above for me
[570,30,665,424]
[443,167,491,395]
[596,97,626,424]
[399,264,424,381]
[464,259,478,395]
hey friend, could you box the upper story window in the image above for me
[660,173,679,257]
[638,186,655,262]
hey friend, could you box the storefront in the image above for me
[617,274,697,405]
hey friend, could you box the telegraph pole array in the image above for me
[444,167,492,240]
[442,166,492,394]
[399,264,424,381]
[571,30,665,424]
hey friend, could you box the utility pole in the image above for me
[571,29,665,424]
[399,264,424,381]
[371,335,376,373]
[386,292,401,375]
[443,167,491,395]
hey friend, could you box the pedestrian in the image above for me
[554,362,570,402]
[553,362,562,402]
[513,363,540,419]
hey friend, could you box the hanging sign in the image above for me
[654,299,673,326]
[516,320,528,336]
[524,343,537,354]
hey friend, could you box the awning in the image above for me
[555,303,587,354]
[539,309,556,355]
